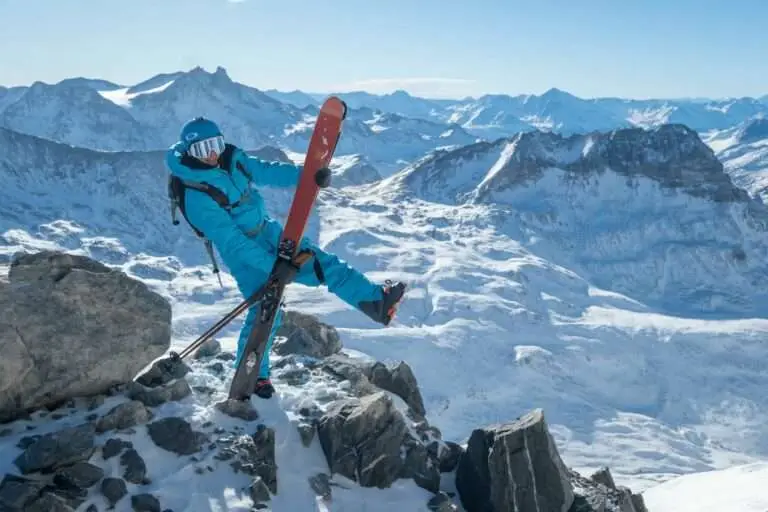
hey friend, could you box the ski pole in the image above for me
[168,284,268,361]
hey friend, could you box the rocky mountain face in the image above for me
[401,124,751,205]
[0,250,648,512]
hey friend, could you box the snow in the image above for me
[97,81,175,107]
[643,463,768,512]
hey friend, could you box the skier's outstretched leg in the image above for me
[294,239,406,326]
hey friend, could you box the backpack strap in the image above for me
[169,145,255,286]
[168,175,231,286]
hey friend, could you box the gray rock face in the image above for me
[0,251,171,421]
[455,408,575,512]
[318,392,409,489]
[14,423,96,474]
[274,310,342,358]
[321,353,426,419]
[570,467,648,512]
[146,417,206,455]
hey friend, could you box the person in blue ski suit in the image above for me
[165,117,406,399]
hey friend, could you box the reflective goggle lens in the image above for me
[189,136,225,159]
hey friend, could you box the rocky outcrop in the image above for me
[274,309,342,358]
[317,391,441,491]
[0,251,172,422]
[455,409,574,512]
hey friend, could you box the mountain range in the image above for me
[1,65,766,176]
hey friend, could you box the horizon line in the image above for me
[1,65,766,104]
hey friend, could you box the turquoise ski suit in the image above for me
[165,142,383,378]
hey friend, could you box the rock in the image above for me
[631,493,649,512]
[127,378,192,407]
[214,398,259,421]
[134,357,190,388]
[455,408,574,512]
[100,477,127,508]
[121,448,148,484]
[401,434,441,493]
[131,493,161,511]
[430,440,463,473]
[274,310,342,358]
[428,492,459,512]
[368,360,426,418]
[0,474,46,510]
[308,473,332,500]
[317,391,412,489]
[95,400,153,433]
[217,426,277,494]
[194,338,222,359]
[296,422,315,447]
[24,491,75,511]
[0,251,171,421]
[590,467,616,489]
[321,354,427,420]
[53,462,104,490]
[102,438,132,459]
[147,417,206,455]
[14,423,96,474]
[570,468,648,512]
[249,476,271,504]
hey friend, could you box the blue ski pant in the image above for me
[231,222,383,378]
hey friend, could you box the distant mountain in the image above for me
[0,79,155,151]
[705,117,768,202]
[1,66,766,177]
[263,89,321,109]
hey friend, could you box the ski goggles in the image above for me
[188,135,225,160]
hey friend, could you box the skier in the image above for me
[165,117,407,399]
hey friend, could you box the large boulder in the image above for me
[455,408,575,512]
[0,250,171,422]
[316,391,441,492]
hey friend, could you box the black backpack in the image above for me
[167,144,252,285]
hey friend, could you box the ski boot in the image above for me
[254,378,275,399]
[359,280,407,326]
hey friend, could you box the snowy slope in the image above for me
[704,118,768,202]
[643,463,768,512]
[4,120,768,509]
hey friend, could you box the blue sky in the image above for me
[1,0,766,99]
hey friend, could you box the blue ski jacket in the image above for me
[165,141,302,283]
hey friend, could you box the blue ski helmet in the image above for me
[179,117,222,148]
